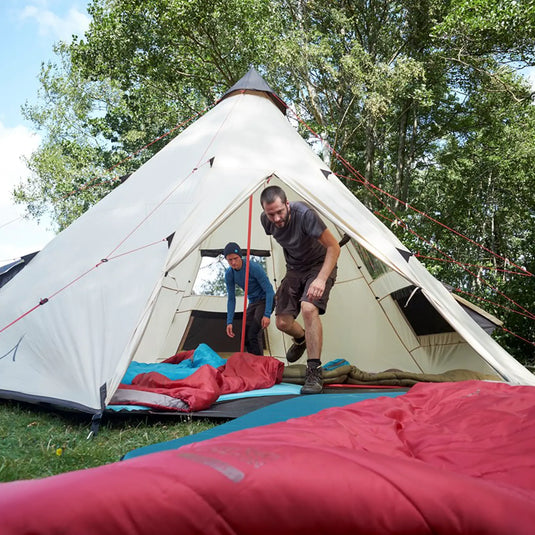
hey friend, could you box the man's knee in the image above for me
[276,314,293,332]
[301,301,319,324]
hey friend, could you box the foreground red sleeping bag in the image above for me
[1,380,535,534]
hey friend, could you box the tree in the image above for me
[270,0,446,197]
[15,44,127,230]
[409,70,535,363]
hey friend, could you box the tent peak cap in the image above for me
[219,68,286,114]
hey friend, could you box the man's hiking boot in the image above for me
[286,337,306,363]
[301,361,323,395]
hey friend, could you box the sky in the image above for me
[0,0,90,264]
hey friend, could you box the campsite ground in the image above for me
[0,400,216,482]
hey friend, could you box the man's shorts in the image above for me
[275,266,337,317]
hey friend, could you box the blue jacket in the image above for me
[225,259,274,324]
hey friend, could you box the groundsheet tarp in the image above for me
[123,389,405,459]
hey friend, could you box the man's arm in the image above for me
[225,270,236,337]
[306,228,340,300]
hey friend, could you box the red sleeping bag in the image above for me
[1,380,535,534]
[113,353,285,411]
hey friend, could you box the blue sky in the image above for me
[0,0,90,263]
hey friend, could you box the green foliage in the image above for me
[194,257,229,296]
[16,44,128,230]
[0,400,215,482]
[386,70,535,363]
[434,0,535,63]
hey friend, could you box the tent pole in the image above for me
[240,195,254,353]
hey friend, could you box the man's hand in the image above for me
[309,228,340,301]
[307,277,326,301]
[261,316,271,329]
[226,324,235,338]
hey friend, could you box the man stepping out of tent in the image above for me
[224,242,275,355]
[260,185,340,394]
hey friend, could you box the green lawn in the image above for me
[0,400,217,483]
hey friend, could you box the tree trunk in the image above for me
[365,117,376,184]
[395,111,407,208]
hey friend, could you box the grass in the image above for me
[0,400,217,483]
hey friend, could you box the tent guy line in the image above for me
[456,287,535,319]
[374,209,535,328]
[105,158,214,259]
[3,87,529,292]
[332,163,535,322]
[396,211,535,319]
[373,207,535,320]
[0,92,252,337]
[0,106,211,239]
[0,238,168,335]
[4,88,528,281]
[413,253,531,277]
[275,89,532,279]
[93,92,238,260]
[340,168,531,278]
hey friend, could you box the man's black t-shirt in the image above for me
[261,201,327,270]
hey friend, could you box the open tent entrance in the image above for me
[130,175,502,380]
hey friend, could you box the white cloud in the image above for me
[19,3,90,42]
[0,121,54,262]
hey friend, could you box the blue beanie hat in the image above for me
[223,242,241,257]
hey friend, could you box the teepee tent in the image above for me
[0,69,533,414]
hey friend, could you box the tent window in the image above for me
[193,257,228,296]
[391,286,454,336]
[352,240,392,280]
[193,255,269,296]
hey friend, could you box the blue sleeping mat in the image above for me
[123,390,405,460]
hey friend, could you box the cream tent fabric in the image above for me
[0,70,533,413]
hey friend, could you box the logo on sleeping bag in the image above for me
[0,335,24,363]
[178,452,245,483]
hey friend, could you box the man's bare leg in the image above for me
[275,314,305,339]
[301,301,322,361]
[299,302,323,394]
[276,314,307,363]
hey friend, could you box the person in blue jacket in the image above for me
[224,242,275,355]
